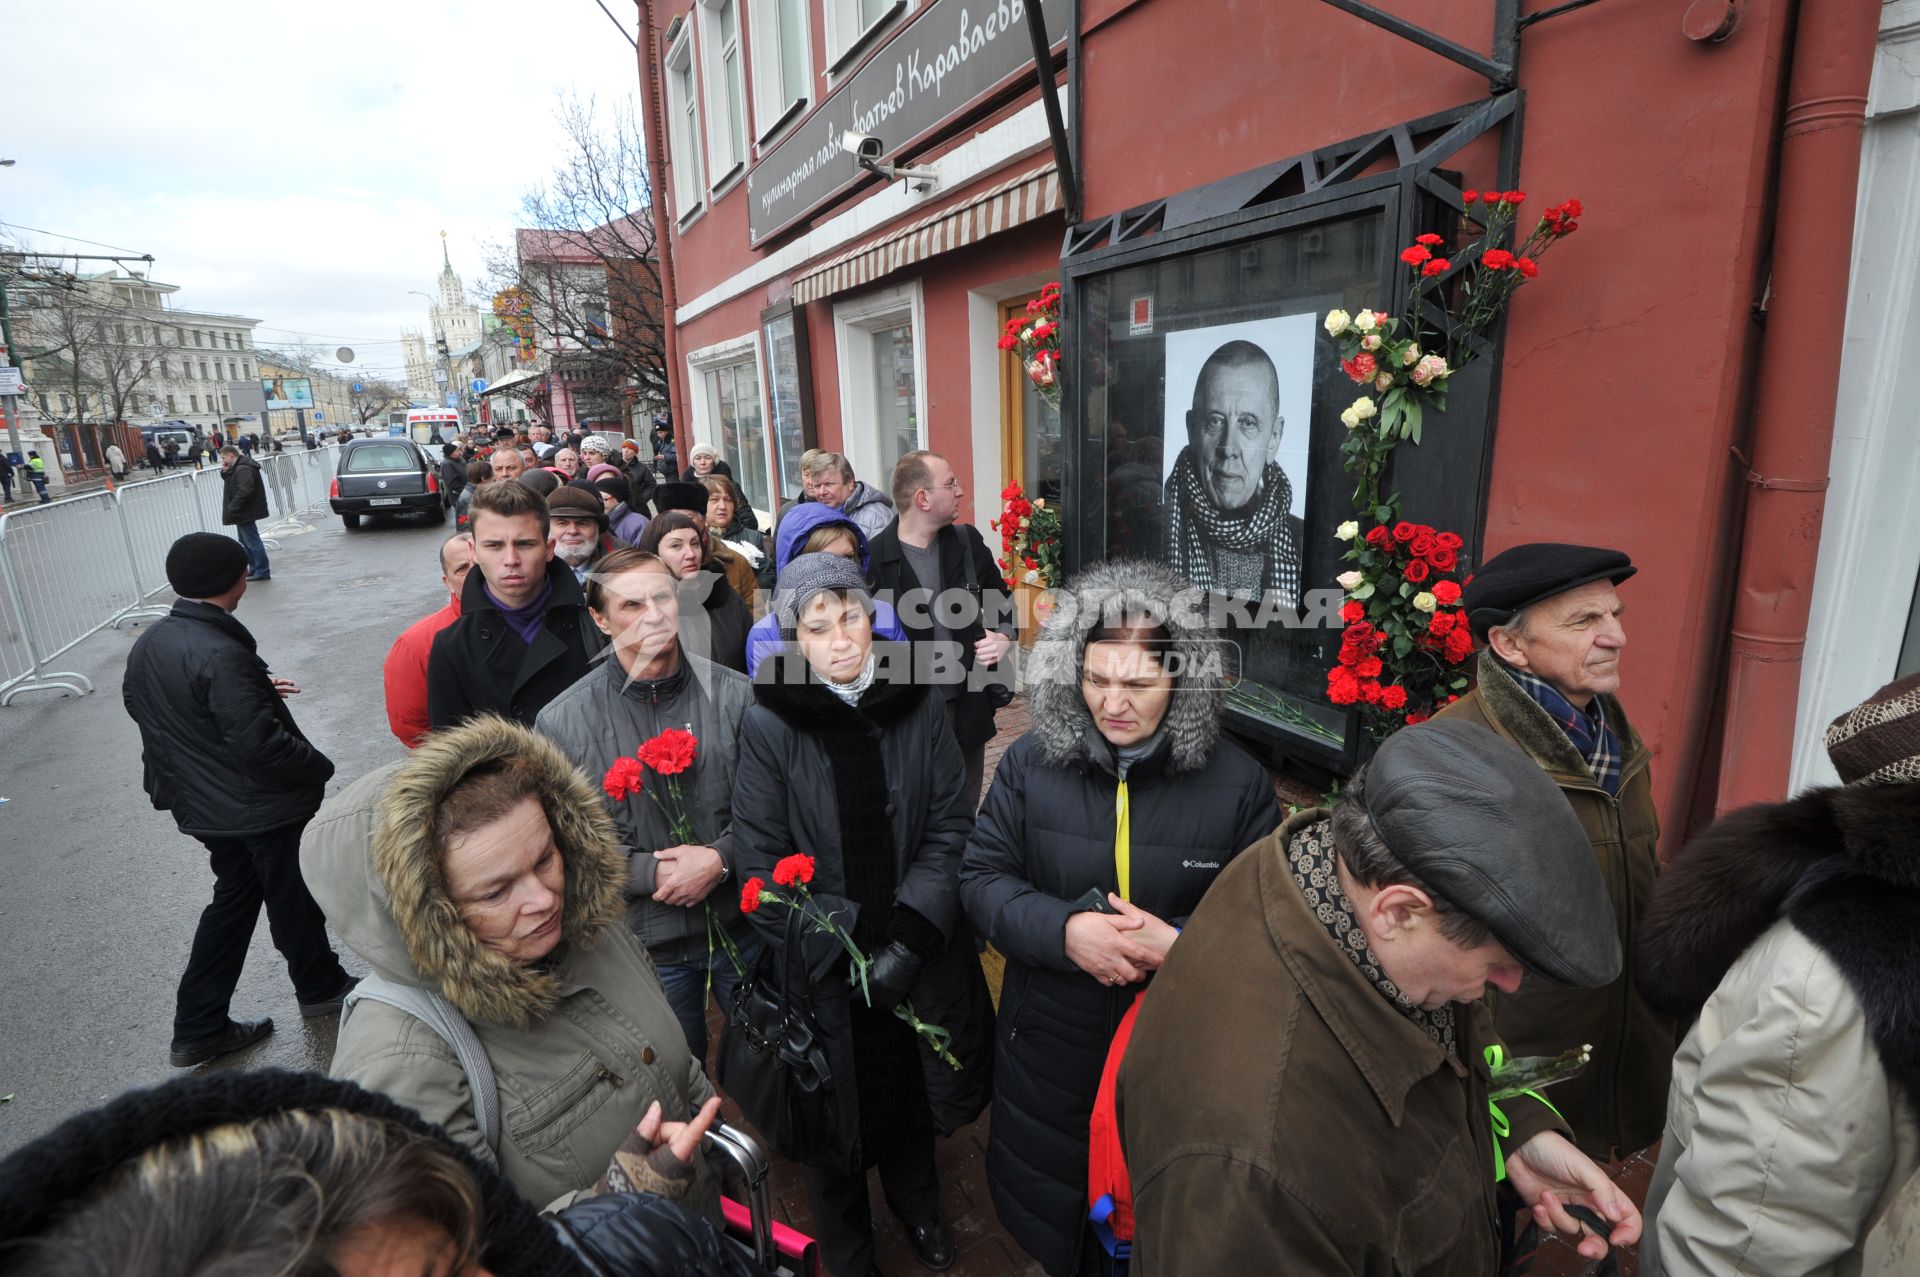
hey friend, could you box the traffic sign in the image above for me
[0,367,24,396]
[471,378,487,393]
[351,381,364,393]
[312,411,325,421]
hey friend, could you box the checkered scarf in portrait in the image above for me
[1506,662,1623,796]
[1163,450,1300,606]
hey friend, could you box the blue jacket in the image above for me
[743,503,905,675]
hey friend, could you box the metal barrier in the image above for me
[0,444,342,706]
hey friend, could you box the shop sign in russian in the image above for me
[747,0,1068,246]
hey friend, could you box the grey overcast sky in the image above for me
[1,0,643,381]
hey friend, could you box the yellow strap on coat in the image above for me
[1114,778,1132,900]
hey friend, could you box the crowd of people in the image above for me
[8,424,1916,1277]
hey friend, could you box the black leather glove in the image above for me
[864,939,925,1013]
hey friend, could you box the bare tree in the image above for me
[349,377,410,425]
[7,268,163,427]
[484,94,668,424]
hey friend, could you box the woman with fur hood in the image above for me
[301,716,720,1217]
[1637,672,1920,1277]
[731,552,993,1277]
[959,559,1281,1276]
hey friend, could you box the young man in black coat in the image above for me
[426,480,604,730]
[121,534,354,1068]
[865,450,1016,809]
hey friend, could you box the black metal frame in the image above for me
[1056,94,1523,776]
[759,298,818,504]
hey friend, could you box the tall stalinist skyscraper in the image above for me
[402,232,484,405]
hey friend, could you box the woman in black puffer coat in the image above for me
[960,559,1281,1276]
[731,553,993,1277]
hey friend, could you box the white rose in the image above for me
[1347,395,1378,421]
[1340,406,1360,429]
[1324,309,1351,336]
[1337,570,1366,591]
[1335,520,1360,541]
[1354,309,1379,334]
[1402,344,1422,367]
[1412,591,1438,613]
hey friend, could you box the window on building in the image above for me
[199,361,209,380]
[698,0,748,180]
[224,332,235,349]
[175,327,185,344]
[706,356,771,511]
[749,0,811,138]
[665,25,707,217]
[60,394,72,413]
[194,331,204,347]
[116,323,127,342]
[832,281,926,486]
[244,361,252,377]
[221,393,230,411]
[823,0,898,67]
[166,394,176,411]
[189,394,199,412]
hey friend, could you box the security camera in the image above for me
[842,131,884,164]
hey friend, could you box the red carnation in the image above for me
[773,854,816,888]
[1392,522,1418,543]
[1516,257,1539,279]
[1340,601,1365,623]
[740,877,766,913]
[1400,245,1432,265]
[1405,711,1430,726]
[1427,611,1456,637]
[1415,233,1445,247]
[1379,685,1409,711]
[1327,668,1361,706]
[639,728,698,776]
[1443,628,1475,663]
[603,756,645,801]
[1432,580,1463,606]
[1342,351,1378,383]
[1421,258,1450,278]
[1403,558,1432,584]
[1501,190,1526,206]
[997,333,1018,351]
[1462,189,1480,203]
[1482,249,1516,271]
[1355,656,1384,679]
[1360,681,1384,705]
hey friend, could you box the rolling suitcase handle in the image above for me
[705,1120,828,1276]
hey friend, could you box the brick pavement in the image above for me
[711,695,1643,1276]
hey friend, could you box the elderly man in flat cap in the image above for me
[1434,542,1676,1165]
[1117,720,1641,1272]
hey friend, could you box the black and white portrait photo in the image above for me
[1161,314,1315,604]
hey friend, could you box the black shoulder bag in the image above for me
[958,526,1016,710]
[717,908,848,1170]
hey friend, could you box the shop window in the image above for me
[664,27,707,218]
[698,0,749,182]
[833,282,926,490]
[823,0,902,69]
[748,0,810,140]
[761,301,816,503]
[707,356,771,512]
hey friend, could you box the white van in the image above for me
[400,409,461,447]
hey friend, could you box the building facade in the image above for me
[641,0,1893,844]
[401,237,485,410]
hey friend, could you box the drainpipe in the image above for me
[1714,0,1881,813]
[634,0,689,455]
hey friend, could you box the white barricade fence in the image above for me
[0,444,342,705]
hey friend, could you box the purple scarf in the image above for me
[487,578,553,646]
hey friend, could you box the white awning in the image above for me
[481,368,543,397]
[791,162,1061,305]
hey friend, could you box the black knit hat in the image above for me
[1463,542,1636,639]
[0,1069,581,1276]
[165,532,251,598]
[776,551,873,635]
[655,481,707,516]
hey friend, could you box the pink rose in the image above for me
[1410,353,1451,387]
[1401,344,1421,367]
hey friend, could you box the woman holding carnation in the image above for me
[960,559,1280,1276]
[731,552,993,1277]
[535,548,757,1066]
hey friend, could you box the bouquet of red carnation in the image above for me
[603,727,742,980]
[997,282,1063,409]
[1327,519,1474,735]
[740,854,961,1070]
[990,480,1062,591]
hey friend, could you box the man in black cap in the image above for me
[1117,719,1642,1271]
[546,485,616,585]
[1435,541,1676,1164]
[121,533,355,1068]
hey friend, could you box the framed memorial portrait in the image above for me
[760,299,817,505]
[1058,98,1518,772]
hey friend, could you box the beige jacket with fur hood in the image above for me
[301,716,716,1213]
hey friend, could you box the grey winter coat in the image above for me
[304,716,717,1214]
[960,558,1281,1275]
[837,480,895,541]
[535,652,755,967]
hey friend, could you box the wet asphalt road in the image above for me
[0,504,453,1153]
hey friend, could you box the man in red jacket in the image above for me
[382,532,475,747]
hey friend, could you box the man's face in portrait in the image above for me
[1185,357,1281,512]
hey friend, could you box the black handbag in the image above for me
[717,909,848,1170]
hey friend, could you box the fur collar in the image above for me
[1026,559,1225,775]
[751,647,927,734]
[1639,783,1920,1109]
[370,716,624,1028]
[1470,650,1647,783]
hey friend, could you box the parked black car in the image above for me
[328,438,444,528]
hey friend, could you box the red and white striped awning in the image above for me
[790,162,1061,305]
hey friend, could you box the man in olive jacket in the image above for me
[1435,542,1676,1161]
[1117,721,1642,1273]
[123,533,352,1068]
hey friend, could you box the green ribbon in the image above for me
[1484,1045,1563,1183]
